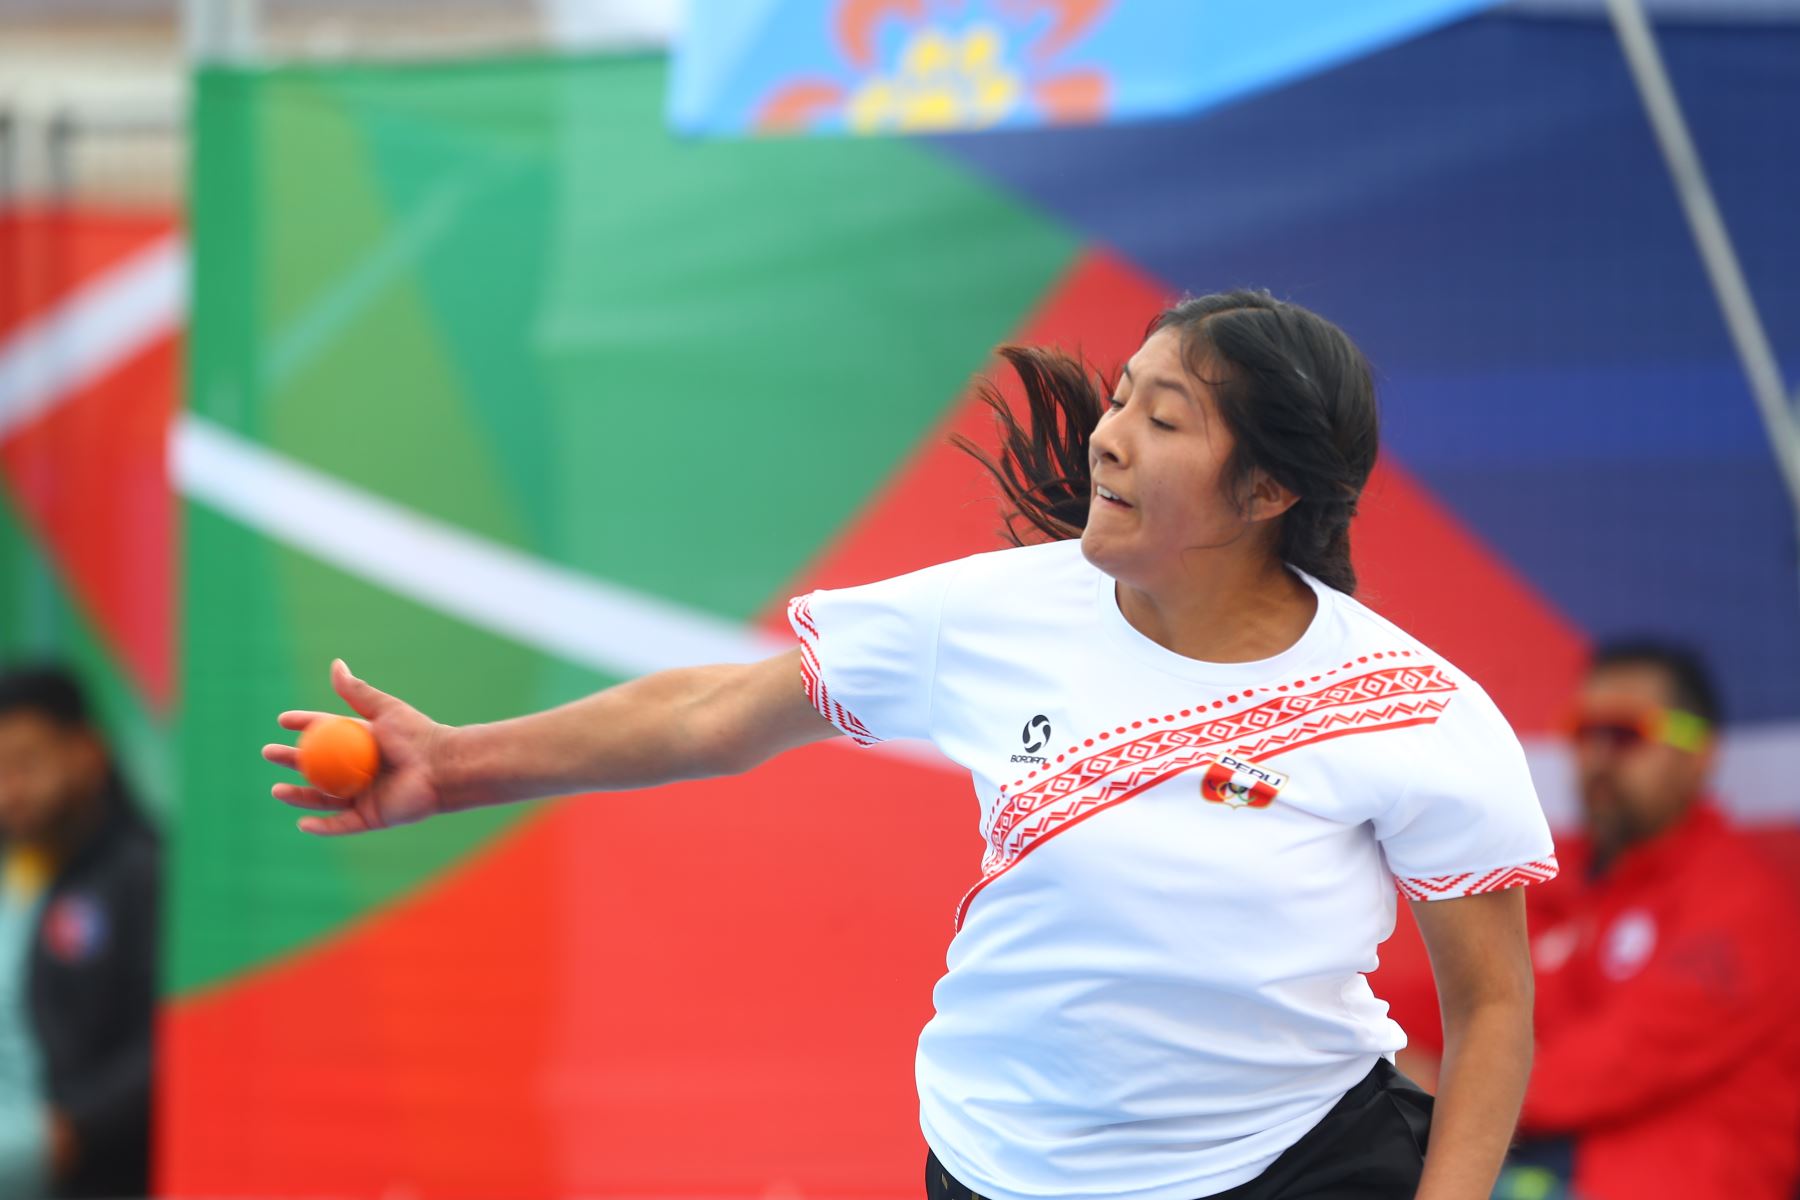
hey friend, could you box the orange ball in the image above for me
[297,716,380,799]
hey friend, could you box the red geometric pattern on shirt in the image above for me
[1396,856,1561,902]
[1229,696,1453,762]
[788,596,878,746]
[981,659,1457,872]
[951,658,1462,929]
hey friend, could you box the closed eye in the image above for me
[1109,394,1176,431]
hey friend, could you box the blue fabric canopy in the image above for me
[671,0,1503,136]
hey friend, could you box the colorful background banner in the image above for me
[1,7,1796,1196]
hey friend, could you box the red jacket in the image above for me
[1517,805,1800,1200]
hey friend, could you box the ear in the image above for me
[1244,469,1300,524]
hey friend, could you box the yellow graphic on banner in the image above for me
[752,0,1113,135]
[846,25,1024,133]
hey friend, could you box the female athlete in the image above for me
[266,290,1556,1200]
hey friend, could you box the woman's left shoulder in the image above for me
[1325,590,1524,746]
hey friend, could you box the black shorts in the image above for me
[925,1059,1433,1200]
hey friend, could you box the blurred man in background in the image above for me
[0,667,157,1199]
[1496,641,1800,1200]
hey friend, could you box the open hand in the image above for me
[263,660,449,836]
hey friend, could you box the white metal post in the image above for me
[182,0,262,65]
[1606,0,1800,534]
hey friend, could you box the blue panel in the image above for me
[932,15,1800,723]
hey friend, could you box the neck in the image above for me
[1116,551,1318,663]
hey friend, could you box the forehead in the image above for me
[0,710,70,756]
[1580,661,1680,711]
[1126,326,1190,379]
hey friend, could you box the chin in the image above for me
[1080,526,1139,585]
[1079,525,1114,568]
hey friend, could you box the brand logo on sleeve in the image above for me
[1200,754,1289,810]
[1011,714,1052,764]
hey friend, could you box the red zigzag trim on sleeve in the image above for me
[787,595,880,746]
[1395,857,1560,902]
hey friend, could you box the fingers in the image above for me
[331,659,390,721]
[298,810,378,837]
[262,743,299,769]
[272,782,347,811]
[276,710,348,732]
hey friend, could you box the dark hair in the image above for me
[954,290,1380,593]
[0,665,93,729]
[1591,639,1722,726]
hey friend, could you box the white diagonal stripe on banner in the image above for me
[0,234,187,440]
[172,413,792,676]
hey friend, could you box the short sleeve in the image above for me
[1373,681,1559,901]
[786,561,955,746]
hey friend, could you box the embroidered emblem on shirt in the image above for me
[1200,754,1288,809]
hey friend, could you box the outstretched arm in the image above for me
[264,652,837,836]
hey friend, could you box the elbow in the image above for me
[1440,982,1535,1052]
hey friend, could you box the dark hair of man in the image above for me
[955,290,1381,594]
[1590,639,1722,726]
[0,664,92,729]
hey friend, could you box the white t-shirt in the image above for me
[787,539,1557,1200]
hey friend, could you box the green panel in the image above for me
[179,52,1078,996]
[0,493,171,822]
[225,54,1075,616]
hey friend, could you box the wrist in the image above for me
[427,721,472,810]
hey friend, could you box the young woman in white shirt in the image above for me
[266,291,1555,1200]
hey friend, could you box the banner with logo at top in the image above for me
[670,0,1504,136]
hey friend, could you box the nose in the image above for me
[1090,407,1126,469]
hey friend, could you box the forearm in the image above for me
[436,664,760,810]
[1414,999,1532,1200]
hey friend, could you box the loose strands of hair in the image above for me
[951,344,1103,546]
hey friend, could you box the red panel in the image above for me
[160,744,973,1198]
[0,333,180,708]
[0,208,177,340]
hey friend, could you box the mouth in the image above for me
[1094,483,1133,509]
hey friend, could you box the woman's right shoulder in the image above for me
[938,537,1091,594]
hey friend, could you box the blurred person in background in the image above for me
[1487,641,1800,1200]
[0,666,157,1199]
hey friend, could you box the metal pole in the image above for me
[183,0,262,65]
[1606,0,1800,527]
[0,109,14,214]
[45,107,76,204]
